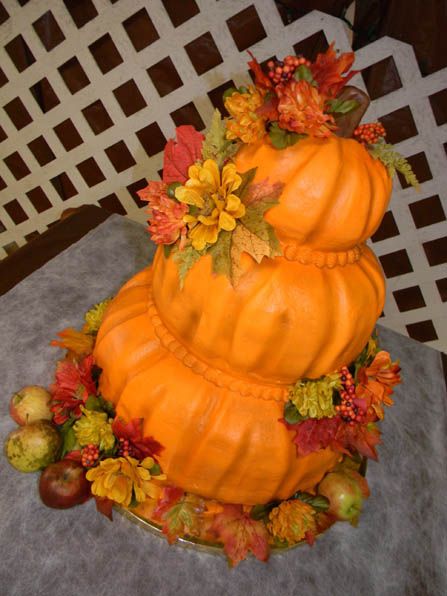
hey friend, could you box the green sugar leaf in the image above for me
[327,98,359,114]
[209,230,232,278]
[369,139,420,189]
[269,122,305,149]
[202,109,239,167]
[293,65,316,86]
[173,245,203,288]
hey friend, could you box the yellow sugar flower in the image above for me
[86,456,166,508]
[225,86,266,144]
[73,408,115,451]
[175,159,245,251]
[290,373,341,419]
[268,500,316,544]
[83,298,112,334]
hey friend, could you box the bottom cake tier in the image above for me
[94,267,340,505]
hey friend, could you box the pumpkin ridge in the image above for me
[147,286,290,401]
[307,135,345,247]
[359,149,375,240]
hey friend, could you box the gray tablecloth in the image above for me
[1,215,446,596]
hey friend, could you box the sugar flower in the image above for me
[73,407,115,451]
[86,456,166,507]
[175,160,245,251]
[83,298,112,334]
[268,500,316,544]
[277,79,336,138]
[225,86,266,144]
[138,180,188,246]
[50,354,96,425]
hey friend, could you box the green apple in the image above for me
[317,469,370,526]
[5,421,61,473]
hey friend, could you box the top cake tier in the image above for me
[234,135,391,252]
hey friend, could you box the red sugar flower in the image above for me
[112,417,164,461]
[50,354,96,425]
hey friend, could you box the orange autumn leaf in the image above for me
[310,42,356,98]
[211,504,270,566]
[51,328,94,357]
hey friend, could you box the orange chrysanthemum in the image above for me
[268,500,316,544]
[138,181,188,246]
[225,86,266,144]
[276,80,336,138]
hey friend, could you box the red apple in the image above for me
[39,460,91,509]
[317,469,370,526]
[9,385,53,425]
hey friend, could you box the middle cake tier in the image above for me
[151,244,385,383]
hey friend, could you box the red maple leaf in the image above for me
[50,354,96,425]
[111,417,164,460]
[334,421,381,461]
[310,42,357,98]
[211,504,270,567]
[163,125,204,185]
[152,486,184,521]
[281,416,341,457]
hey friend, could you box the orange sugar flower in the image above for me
[138,180,188,246]
[276,80,336,138]
[356,351,401,419]
[51,328,94,358]
[225,85,266,144]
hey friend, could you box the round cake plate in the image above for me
[116,506,307,556]
[117,460,368,556]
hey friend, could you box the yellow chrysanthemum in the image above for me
[225,86,266,144]
[290,373,341,419]
[83,298,112,334]
[86,456,166,507]
[268,500,316,544]
[175,159,245,251]
[73,408,115,451]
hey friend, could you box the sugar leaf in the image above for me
[326,98,359,114]
[173,245,202,288]
[269,122,305,149]
[294,64,317,86]
[163,125,204,185]
[208,230,232,278]
[236,168,257,201]
[211,504,270,566]
[369,140,420,190]
[161,497,201,544]
[202,109,238,167]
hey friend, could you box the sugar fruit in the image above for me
[9,385,53,426]
[5,421,61,473]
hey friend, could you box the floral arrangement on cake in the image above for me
[5,44,413,567]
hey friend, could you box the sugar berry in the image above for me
[354,122,386,145]
[81,444,99,468]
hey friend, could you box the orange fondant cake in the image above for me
[94,134,391,505]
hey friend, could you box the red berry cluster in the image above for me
[335,367,364,426]
[117,438,137,458]
[354,122,386,145]
[267,55,311,84]
[81,444,99,467]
